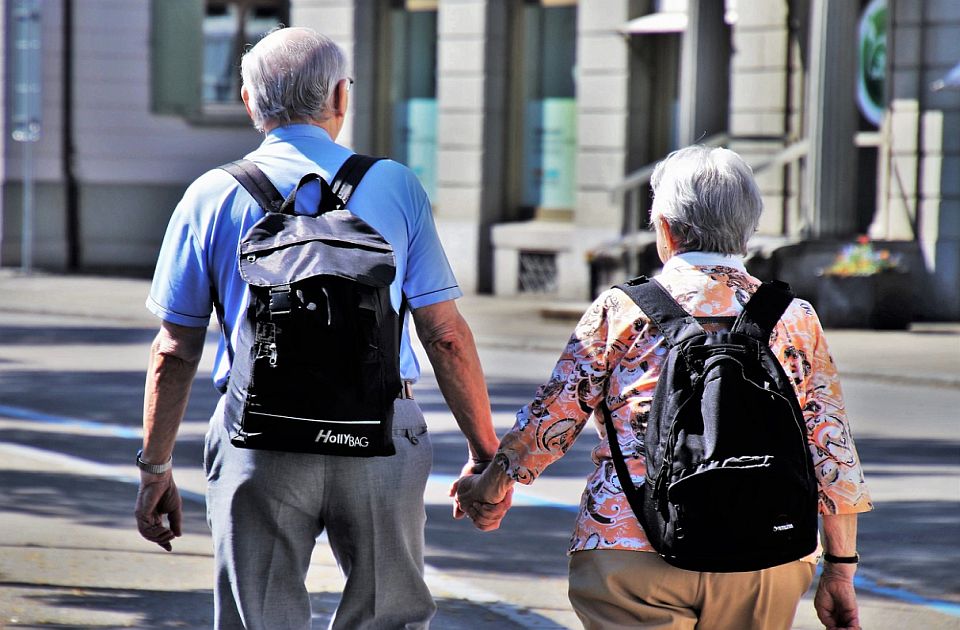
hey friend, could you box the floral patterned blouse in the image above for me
[496,252,873,556]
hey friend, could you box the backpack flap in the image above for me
[239,212,396,288]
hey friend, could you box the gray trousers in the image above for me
[204,397,436,629]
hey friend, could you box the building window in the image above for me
[151,0,288,121]
[203,1,289,105]
[385,1,438,200]
[518,1,578,216]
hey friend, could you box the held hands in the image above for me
[134,470,182,551]
[814,564,861,630]
[449,458,514,531]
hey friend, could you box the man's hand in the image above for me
[134,470,182,551]
[454,465,514,531]
[448,458,492,519]
[137,321,203,551]
[814,566,860,630]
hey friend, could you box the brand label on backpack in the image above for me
[315,429,370,448]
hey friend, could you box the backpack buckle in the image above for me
[269,285,294,316]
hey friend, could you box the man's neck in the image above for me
[263,117,339,140]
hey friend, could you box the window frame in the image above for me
[150,0,289,126]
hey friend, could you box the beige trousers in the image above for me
[568,550,815,630]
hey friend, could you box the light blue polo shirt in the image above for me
[147,124,462,388]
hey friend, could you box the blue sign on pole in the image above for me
[12,0,43,142]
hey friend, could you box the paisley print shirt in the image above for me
[496,252,873,555]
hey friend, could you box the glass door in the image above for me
[387,1,439,200]
[518,1,578,218]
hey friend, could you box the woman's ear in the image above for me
[241,86,254,121]
[655,215,679,262]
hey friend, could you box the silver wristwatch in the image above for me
[136,449,172,474]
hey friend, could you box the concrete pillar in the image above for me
[433,0,498,294]
[678,0,730,146]
[567,0,633,298]
[804,0,859,238]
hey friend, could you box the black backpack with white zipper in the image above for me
[603,277,819,572]
[215,155,403,457]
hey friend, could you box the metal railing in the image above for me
[602,135,811,279]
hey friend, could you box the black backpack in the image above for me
[603,277,818,572]
[216,155,403,457]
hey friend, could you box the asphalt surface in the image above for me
[0,270,958,629]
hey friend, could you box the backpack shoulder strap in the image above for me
[616,277,705,348]
[219,159,284,213]
[331,154,384,206]
[732,280,795,341]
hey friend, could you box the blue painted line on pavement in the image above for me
[0,404,141,439]
[852,573,960,617]
[5,405,959,618]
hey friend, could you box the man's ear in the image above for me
[334,79,349,115]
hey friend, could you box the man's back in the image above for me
[148,124,460,389]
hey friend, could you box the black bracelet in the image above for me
[823,552,859,564]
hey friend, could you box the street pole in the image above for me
[21,129,34,274]
[12,0,42,274]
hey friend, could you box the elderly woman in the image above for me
[456,145,872,630]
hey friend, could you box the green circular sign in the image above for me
[857,0,887,127]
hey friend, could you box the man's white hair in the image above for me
[240,27,348,132]
[650,145,763,256]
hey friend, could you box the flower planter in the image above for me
[814,272,912,330]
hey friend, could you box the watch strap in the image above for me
[823,552,859,564]
[136,449,172,474]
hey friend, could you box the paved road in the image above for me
[0,278,958,628]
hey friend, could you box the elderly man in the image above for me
[457,145,872,630]
[134,27,502,629]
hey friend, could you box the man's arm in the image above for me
[134,320,206,551]
[815,513,861,630]
[412,300,500,464]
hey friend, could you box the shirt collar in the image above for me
[263,123,333,144]
[661,251,747,274]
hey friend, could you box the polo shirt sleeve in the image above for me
[145,177,216,328]
[401,180,462,309]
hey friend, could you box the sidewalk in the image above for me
[1,270,958,629]
[1,270,957,388]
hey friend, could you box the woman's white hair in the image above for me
[650,145,763,255]
[240,27,348,132]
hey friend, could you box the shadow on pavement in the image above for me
[0,370,221,428]
[853,437,960,601]
[4,582,213,629]
[6,583,561,629]
[425,502,574,578]
[0,325,158,346]
[0,427,205,469]
[0,469,210,538]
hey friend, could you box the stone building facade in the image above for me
[1,0,957,317]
